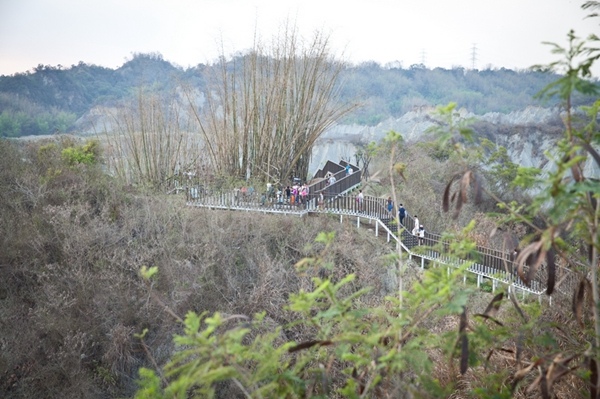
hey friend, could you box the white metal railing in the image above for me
[185,162,578,301]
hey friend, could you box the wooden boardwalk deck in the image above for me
[186,160,578,302]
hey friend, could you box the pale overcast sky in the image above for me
[0,0,598,76]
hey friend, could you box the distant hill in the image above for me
[0,52,591,137]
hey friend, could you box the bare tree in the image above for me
[186,23,356,184]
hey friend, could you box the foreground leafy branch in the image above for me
[437,22,600,398]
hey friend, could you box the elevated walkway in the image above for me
[186,160,577,302]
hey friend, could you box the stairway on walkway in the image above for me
[186,159,577,301]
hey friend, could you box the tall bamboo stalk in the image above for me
[186,24,357,184]
[103,88,202,189]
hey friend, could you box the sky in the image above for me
[0,0,598,76]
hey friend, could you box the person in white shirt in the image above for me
[356,190,364,212]
[417,225,425,245]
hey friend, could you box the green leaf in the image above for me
[139,265,158,280]
[183,311,201,335]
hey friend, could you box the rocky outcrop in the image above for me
[310,106,599,178]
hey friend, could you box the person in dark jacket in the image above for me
[398,204,406,225]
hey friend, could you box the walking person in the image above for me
[234,187,240,205]
[387,197,394,214]
[417,225,425,246]
[510,248,520,276]
[412,222,419,236]
[356,190,364,212]
[300,184,308,207]
[412,215,419,235]
[291,185,298,206]
[398,204,406,225]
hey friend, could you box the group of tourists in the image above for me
[386,197,425,245]
[412,214,425,245]
[284,182,310,206]
[233,178,330,209]
[325,164,355,187]
[234,185,256,204]
[234,181,312,207]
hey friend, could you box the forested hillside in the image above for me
[0,52,575,137]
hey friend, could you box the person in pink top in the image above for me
[300,184,309,206]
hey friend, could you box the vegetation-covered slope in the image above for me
[0,138,398,398]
